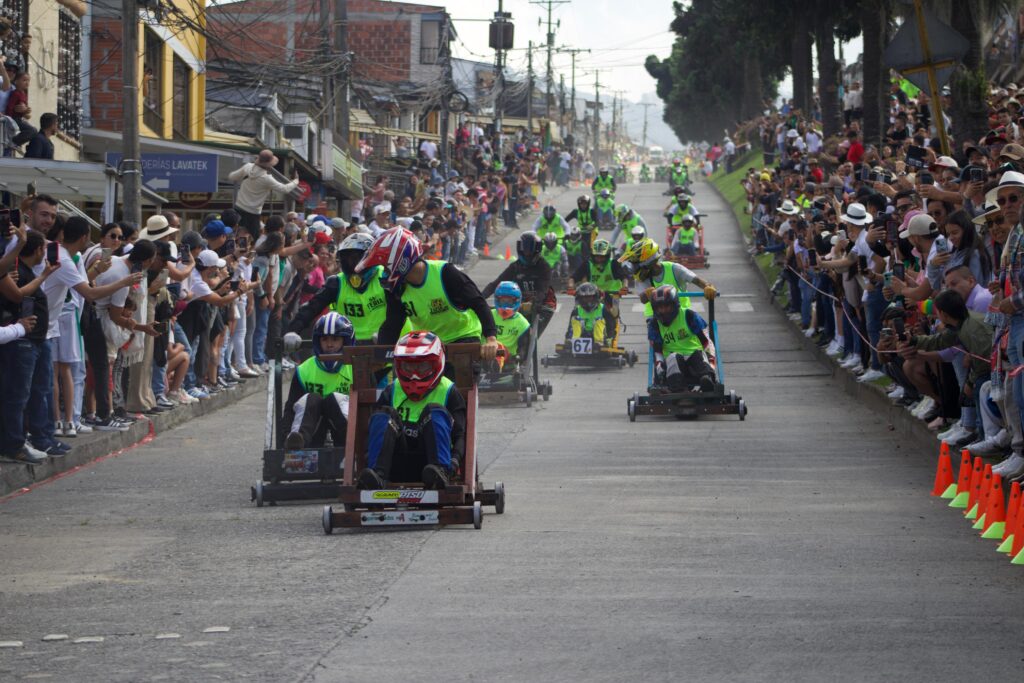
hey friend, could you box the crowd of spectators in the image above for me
[0,19,54,159]
[735,76,1024,480]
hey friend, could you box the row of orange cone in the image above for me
[932,442,1024,563]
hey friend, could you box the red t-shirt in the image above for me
[847,141,864,165]
[5,89,27,119]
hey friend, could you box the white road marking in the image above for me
[0,641,23,648]
[42,634,68,642]
[202,626,230,634]
[155,633,181,640]
[71,636,104,644]
[183,641,214,648]
[630,303,644,313]
[726,301,754,313]
[632,301,705,313]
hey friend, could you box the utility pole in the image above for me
[529,0,569,121]
[555,47,589,134]
[592,70,601,163]
[491,0,511,137]
[321,0,334,146]
[559,73,565,118]
[439,15,454,172]
[527,40,534,134]
[121,0,141,225]
[638,102,654,151]
[335,0,349,142]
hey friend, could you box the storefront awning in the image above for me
[349,109,441,142]
[0,158,165,206]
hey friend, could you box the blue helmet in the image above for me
[312,312,354,372]
[494,280,522,319]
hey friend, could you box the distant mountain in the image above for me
[570,90,683,151]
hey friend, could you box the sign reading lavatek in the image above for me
[105,152,219,193]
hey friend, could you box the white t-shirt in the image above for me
[94,256,131,310]
[419,140,438,160]
[805,131,821,154]
[190,269,213,299]
[41,246,86,339]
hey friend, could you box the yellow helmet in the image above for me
[618,237,660,269]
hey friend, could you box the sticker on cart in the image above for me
[570,337,592,355]
[361,490,440,504]
[361,510,440,525]
[282,450,319,474]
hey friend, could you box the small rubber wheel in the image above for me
[627,399,636,422]
[472,501,483,529]
[253,481,264,508]
[322,505,334,535]
[524,386,534,407]
[738,399,747,421]
[542,381,552,400]
[729,389,737,405]
[629,351,638,366]
[494,481,506,514]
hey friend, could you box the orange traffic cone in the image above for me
[505,245,513,260]
[483,244,490,257]
[972,465,994,529]
[949,449,973,508]
[982,474,1008,539]
[932,442,956,497]
[965,457,985,519]
[1010,495,1024,562]
[998,481,1021,552]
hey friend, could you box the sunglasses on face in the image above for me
[108,234,124,240]
[997,194,1021,206]
[986,218,1006,228]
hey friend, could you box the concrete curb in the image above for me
[0,375,268,498]
[703,179,942,458]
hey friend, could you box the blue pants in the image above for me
[864,287,887,370]
[253,306,271,365]
[1008,317,1024,435]
[366,406,454,481]
[798,274,814,328]
[152,361,167,399]
[0,338,55,453]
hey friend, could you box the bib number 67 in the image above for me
[571,337,592,355]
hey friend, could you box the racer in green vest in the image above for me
[281,313,355,449]
[285,233,389,344]
[566,283,608,348]
[355,227,500,360]
[669,215,699,256]
[648,285,716,393]
[540,232,568,278]
[481,232,556,337]
[568,239,627,345]
[591,166,617,195]
[619,238,716,318]
[639,164,651,183]
[565,195,600,260]
[563,227,585,273]
[595,189,616,229]
[491,281,532,366]
[669,158,689,194]
[532,205,569,242]
[620,225,647,260]
[358,331,467,490]
[610,204,648,246]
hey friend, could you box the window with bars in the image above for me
[172,55,190,139]
[0,0,28,70]
[57,7,82,140]
[143,28,164,134]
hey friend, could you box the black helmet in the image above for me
[517,231,542,263]
[650,285,681,326]
[542,205,557,221]
[577,194,591,209]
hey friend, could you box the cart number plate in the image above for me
[360,490,440,504]
[571,337,592,355]
[361,510,439,526]
[282,450,319,474]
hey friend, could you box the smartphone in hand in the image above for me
[46,241,60,266]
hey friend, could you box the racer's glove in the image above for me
[641,287,655,304]
[282,331,302,353]
[654,360,667,383]
[703,285,718,300]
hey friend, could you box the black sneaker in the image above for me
[2,447,46,465]
[94,417,130,432]
[357,468,387,490]
[113,408,138,423]
[284,431,305,450]
[421,464,450,490]
[699,376,716,393]
[46,443,70,458]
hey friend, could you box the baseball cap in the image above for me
[154,240,179,263]
[930,155,959,170]
[202,220,233,238]
[999,143,1024,161]
[899,213,938,240]
[197,249,226,269]
[374,202,392,215]
[180,231,206,251]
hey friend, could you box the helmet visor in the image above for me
[396,358,435,380]
[496,296,519,309]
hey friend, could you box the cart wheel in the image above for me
[542,381,552,400]
[524,386,534,407]
[494,481,506,514]
[472,501,483,529]
[322,505,334,535]
[253,480,264,508]
[617,356,626,368]
[541,356,549,368]
[738,399,747,421]
[627,398,636,422]
[629,351,638,366]
[729,389,737,405]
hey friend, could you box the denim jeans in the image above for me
[0,338,55,453]
[1007,316,1024,436]
[72,359,86,424]
[798,274,814,328]
[152,362,167,398]
[253,305,271,365]
[864,287,887,370]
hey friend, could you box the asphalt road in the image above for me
[3,181,1024,682]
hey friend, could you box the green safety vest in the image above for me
[296,356,353,397]
[671,167,687,185]
[392,375,454,424]
[656,311,703,356]
[643,262,691,318]
[620,214,641,232]
[593,175,615,192]
[541,245,562,269]
[401,260,482,343]
[564,239,582,256]
[588,260,622,294]
[329,268,388,341]
[795,194,811,209]
[670,200,693,225]
[596,197,615,213]
[537,215,565,241]
[675,225,697,245]
[577,210,597,233]
[573,305,604,334]
[491,309,530,357]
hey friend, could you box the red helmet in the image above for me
[355,227,423,290]
[393,330,445,401]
